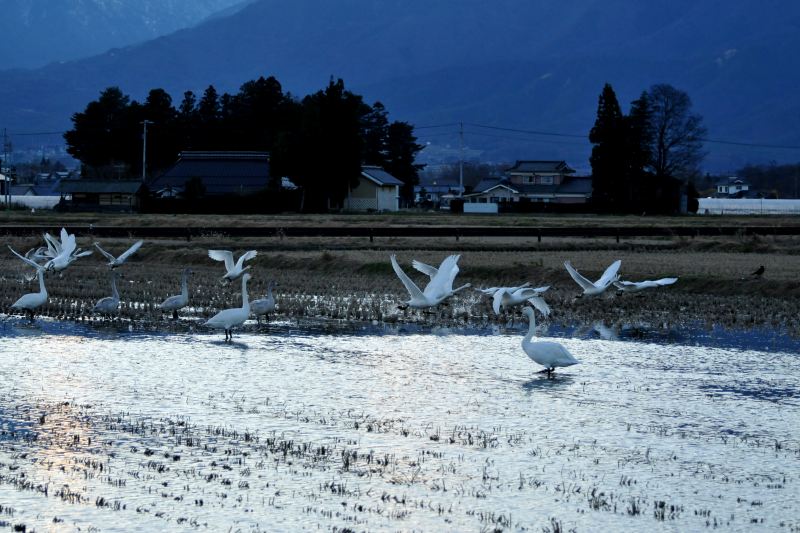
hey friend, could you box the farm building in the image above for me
[344,166,403,211]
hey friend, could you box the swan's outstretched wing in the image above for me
[564,261,596,291]
[390,255,425,301]
[428,254,460,295]
[492,288,508,315]
[653,277,678,286]
[412,260,438,279]
[94,242,116,262]
[613,280,635,290]
[60,228,77,255]
[596,259,622,286]
[9,245,44,270]
[72,249,93,259]
[208,250,235,271]
[117,240,144,262]
[527,295,551,317]
[43,232,61,256]
[235,250,258,268]
[514,286,549,299]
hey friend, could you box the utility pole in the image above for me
[141,120,153,183]
[458,122,464,196]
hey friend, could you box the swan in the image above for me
[11,268,47,321]
[391,254,470,310]
[159,268,192,319]
[564,259,621,297]
[93,272,120,316]
[204,273,251,340]
[208,249,257,282]
[521,305,578,378]
[23,228,92,272]
[613,277,677,293]
[94,240,143,268]
[490,285,550,315]
[251,280,277,324]
[477,282,531,296]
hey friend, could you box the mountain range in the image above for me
[0,0,250,69]
[1,0,798,172]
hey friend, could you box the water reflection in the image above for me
[0,320,797,531]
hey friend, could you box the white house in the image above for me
[716,177,750,197]
[345,166,403,211]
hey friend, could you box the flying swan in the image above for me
[391,254,470,310]
[94,240,144,269]
[614,277,678,293]
[208,249,257,283]
[564,259,621,297]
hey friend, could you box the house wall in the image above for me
[377,186,399,211]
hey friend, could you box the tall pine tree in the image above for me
[589,84,627,212]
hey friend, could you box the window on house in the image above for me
[540,176,553,185]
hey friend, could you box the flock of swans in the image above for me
[6,228,679,377]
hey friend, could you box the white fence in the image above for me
[464,202,499,214]
[698,198,800,215]
[0,195,62,209]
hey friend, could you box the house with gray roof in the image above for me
[149,151,271,198]
[464,160,591,207]
[345,166,403,211]
[59,180,144,211]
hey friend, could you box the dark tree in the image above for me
[287,78,370,211]
[589,84,627,212]
[64,87,145,178]
[383,121,424,205]
[361,102,389,165]
[647,84,707,180]
[141,88,179,175]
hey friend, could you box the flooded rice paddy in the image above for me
[0,319,798,531]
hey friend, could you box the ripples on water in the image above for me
[0,319,798,531]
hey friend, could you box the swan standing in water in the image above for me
[204,273,251,341]
[614,277,677,293]
[11,268,47,321]
[93,272,121,317]
[208,249,257,283]
[251,280,277,324]
[159,268,192,319]
[521,305,578,379]
[94,240,144,269]
[391,254,470,310]
[564,259,621,298]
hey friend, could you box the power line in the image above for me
[8,131,66,136]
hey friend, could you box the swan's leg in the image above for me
[172,310,178,320]
[256,315,261,326]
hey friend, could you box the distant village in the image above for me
[0,152,794,215]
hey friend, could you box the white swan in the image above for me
[11,268,47,321]
[477,282,531,296]
[204,273,251,340]
[490,285,550,315]
[39,228,93,272]
[391,254,470,310]
[613,277,678,293]
[564,259,621,297]
[521,305,578,378]
[93,272,120,316]
[94,240,143,268]
[208,249,257,282]
[251,280,276,324]
[159,268,192,319]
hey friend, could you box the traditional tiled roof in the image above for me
[507,160,575,174]
[150,151,270,196]
[361,166,403,186]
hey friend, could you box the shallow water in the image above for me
[0,319,798,531]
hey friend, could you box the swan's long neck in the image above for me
[111,275,119,299]
[266,283,273,299]
[524,311,537,342]
[180,271,189,298]
[38,269,46,296]
[241,277,250,310]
